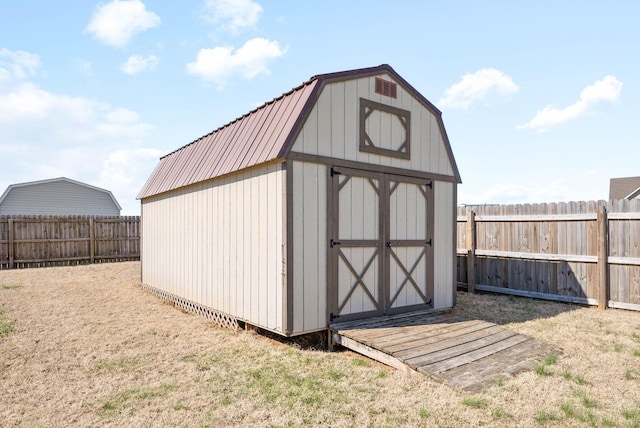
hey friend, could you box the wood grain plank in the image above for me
[417,333,530,375]
[391,324,504,359]
[405,328,518,368]
[357,320,490,351]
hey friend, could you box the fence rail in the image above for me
[457,200,640,311]
[0,215,140,269]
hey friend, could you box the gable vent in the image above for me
[375,77,397,98]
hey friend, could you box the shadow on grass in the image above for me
[241,324,331,351]
[453,290,585,325]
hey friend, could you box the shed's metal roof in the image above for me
[138,64,460,199]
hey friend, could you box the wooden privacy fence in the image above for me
[0,215,140,269]
[457,200,640,311]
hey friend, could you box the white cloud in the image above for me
[121,54,159,74]
[186,37,285,86]
[99,147,163,213]
[518,75,623,132]
[0,82,99,122]
[0,48,41,82]
[85,0,160,47]
[0,54,157,214]
[438,68,519,109]
[203,0,263,32]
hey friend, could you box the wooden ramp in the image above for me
[330,310,554,392]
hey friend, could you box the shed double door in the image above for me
[328,166,434,323]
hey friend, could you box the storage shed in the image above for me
[138,64,461,336]
[0,177,121,216]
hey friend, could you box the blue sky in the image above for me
[1,0,638,214]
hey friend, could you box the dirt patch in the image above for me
[1,262,640,427]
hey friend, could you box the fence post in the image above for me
[597,204,609,310]
[89,218,95,264]
[466,209,476,293]
[8,219,14,269]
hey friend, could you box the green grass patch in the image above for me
[172,401,188,411]
[622,403,640,425]
[574,389,597,409]
[418,407,430,419]
[625,368,640,381]
[0,309,14,338]
[0,284,22,290]
[245,359,350,410]
[574,373,587,385]
[99,383,178,418]
[633,349,640,357]
[543,353,558,366]
[534,352,558,377]
[534,363,552,376]
[534,409,557,425]
[491,406,504,420]
[560,401,577,418]
[461,396,486,409]
[352,358,370,368]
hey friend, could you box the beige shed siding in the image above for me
[433,180,455,309]
[291,74,454,177]
[141,162,285,332]
[291,160,327,333]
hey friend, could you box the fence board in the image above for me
[0,215,140,269]
[458,200,640,311]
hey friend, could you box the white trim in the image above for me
[625,186,640,200]
[0,177,122,210]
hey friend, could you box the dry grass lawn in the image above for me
[1,262,640,427]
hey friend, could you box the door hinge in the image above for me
[426,238,432,246]
[426,180,433,189]
[330,312,338,322]
[330,239,341,248]
[331,167,341,177]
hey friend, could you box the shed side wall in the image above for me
[141,162,285,332]
[290,75,454,177]
[433,180,455,309]
[0,181,120,215]
[291,160,327,333]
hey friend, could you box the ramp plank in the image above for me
[331,311,554,391]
